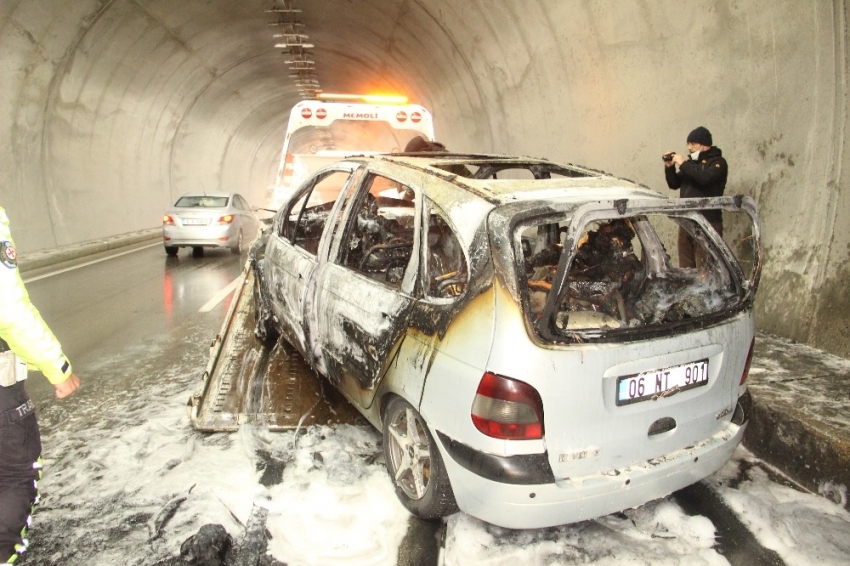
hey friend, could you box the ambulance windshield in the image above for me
[289,120,422,155]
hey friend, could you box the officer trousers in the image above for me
[0,381,41,563]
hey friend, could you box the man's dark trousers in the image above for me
[0,381,41,562]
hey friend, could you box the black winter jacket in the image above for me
[665,146,727,224]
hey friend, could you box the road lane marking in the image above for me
[199,276,242,312]
[22,242,162,284]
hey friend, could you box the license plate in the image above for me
[182,218,208,226]
[616,359,709,406]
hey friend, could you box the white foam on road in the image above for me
[26,345,850,565]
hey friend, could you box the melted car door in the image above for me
[264,168,357,356]
[308,173,421,408]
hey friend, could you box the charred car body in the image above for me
[250,153,762,529]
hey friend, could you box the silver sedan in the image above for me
[162,192,261,257]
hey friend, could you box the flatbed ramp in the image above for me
[188,265,365,432]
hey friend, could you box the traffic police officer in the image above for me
[0,206,80,564]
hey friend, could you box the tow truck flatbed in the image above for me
[188,265,365,432]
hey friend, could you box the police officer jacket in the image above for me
[665,146,727,224]
[0,207,72,384]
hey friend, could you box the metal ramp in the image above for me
[188,264,365,432]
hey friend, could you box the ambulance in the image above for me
[272,94,435,204]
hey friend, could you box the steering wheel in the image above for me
[359,241,412,272]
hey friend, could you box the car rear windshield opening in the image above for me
[519,212,755,341]
[175,196,229,208]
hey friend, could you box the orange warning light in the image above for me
[316,93,409,104]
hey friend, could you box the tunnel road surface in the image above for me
[15,242,834,565]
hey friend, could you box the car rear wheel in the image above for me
[231,231,243,255]
[382,397,458,520]
[165,246,178,256]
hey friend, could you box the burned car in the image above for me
[250,153,761,529]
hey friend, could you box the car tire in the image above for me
[382,397,458,520]
[252,271,279,346]
[165,246,178,256]
[192,246,204,258]
[231,231,243,255]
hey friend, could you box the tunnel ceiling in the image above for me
[1,0,465,249]
[2,1,850,358]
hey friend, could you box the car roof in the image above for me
[317,153,666,247]
[348,153,664,204]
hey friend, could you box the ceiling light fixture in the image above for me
[269,0,320,99]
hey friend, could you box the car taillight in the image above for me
[216,215,234,225]
[163,215,175,225]
[740,338,755,385]
[471,372,544,440]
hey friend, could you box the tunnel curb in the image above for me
[17,228,161,273]
[743,391,850,511]
[743,332,850,512]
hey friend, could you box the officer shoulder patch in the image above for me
[1,241,18,269]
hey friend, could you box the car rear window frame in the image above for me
[511,208,755,345]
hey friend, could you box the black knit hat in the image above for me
[687,126,712,147]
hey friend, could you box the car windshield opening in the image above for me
[519,210,756,341]
[175,196,229,208]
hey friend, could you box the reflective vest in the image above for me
[0,207,72,384]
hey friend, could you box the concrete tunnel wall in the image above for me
[1,0,848,358]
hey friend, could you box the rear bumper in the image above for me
[163,225,237,248]
[437,432,555,484]
[436,420,746,529]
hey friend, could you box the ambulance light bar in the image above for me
[316,93,409,104]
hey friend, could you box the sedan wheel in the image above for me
[164,246,178,256]
[231,231,243,255]
[382,397,457,519]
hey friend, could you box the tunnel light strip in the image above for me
[22,242,161,284]
[199,276,242,313]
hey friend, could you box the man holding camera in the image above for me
[662,126,728,268]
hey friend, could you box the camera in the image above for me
[662,152,675,162]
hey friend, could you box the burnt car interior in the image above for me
[278,166,470,300]
[521,212,756,341]
[424,205,468,298]
[341,174,416,288]
[284,170,352,255]
[336,174,469,297]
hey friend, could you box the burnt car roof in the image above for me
[344,153,665,207]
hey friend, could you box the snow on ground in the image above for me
[708,449,850,566]
[444,503,726,565]
[23,335,850,566]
